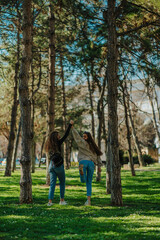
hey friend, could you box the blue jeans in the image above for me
[79,160,94,197]
[48,163,65,200]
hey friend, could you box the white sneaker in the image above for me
[47,202,53,206]
[84,200,91,206]
[59,201,67,205]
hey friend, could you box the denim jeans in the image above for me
[48,163,65,200]
[79,160,94,197]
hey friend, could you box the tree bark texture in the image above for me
[154,87,160,123]
[19,0,32,203]
[86,68,95,139]
[93,69,106,182]
[106,127,111,194]
[60,54,70,169]
[48,3,55,133]
[107,0,123,206]
[46,2,56,184]
[101,99,110,193]
[5,18,20,176]
[127,101,145,167]
[31,44,36,173]
[12,118,21,172]
[147,84,160,142]
[96,95,103,182]
[122,83,135,176]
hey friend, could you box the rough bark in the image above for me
[12,118,21,172]
[92,68,106,182]
[40,136,46,159]
[154,87,160,123]
[60,53,69,169]
[102,101,107,147]
[86,68,95,139]
[106,128,111,194]
[107,0,123,206]
[19,0,32,204]
[128,109,144,167]
[99,94,110,192]
[39,136,46,167]
[147,84,160,142]
[4,11,20,176]
[31,57,36,173]
[122,83,135,176]
[127,98,145,167]
[96,96,103,182]
[101,101,110,193]
[46,2,56,184]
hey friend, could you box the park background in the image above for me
[0,0,160,239]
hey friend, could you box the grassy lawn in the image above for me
[0,164,160,240]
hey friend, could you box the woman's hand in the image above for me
[70,120,74,125]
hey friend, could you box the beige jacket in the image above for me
[72,127,102,166]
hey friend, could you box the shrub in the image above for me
[123,156,129,164]
[119,149,124,165]
[142,154,156,165]
[133,156,139,164]
[119,151,156,166]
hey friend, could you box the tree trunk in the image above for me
[107,0,123,206]
[101,101,110,194]
[46,2,56,184]
[122,83,135,176]
[12,118,21,172]
[30,34,36,173]
[67,140,72,167]
[127,102,145,167]
[39,136,46,167]
[91,67,106,182]
[86,68,95,139]
[60,53,69,169]
[90,64,102,181]
[102,101,107,149]
[4,13,20,176]
[154,86,160,123]
[147,84,160,142]
[96,80,106,182]
[106,128,111,194]
[96,97,103,182]
[19,0,32,204]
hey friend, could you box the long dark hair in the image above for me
[45,131,59,153]
[83,131,103,156]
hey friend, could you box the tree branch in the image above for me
[118,20,160,36]
[127,1,160,18]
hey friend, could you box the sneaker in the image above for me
[84,200,91,206]
[79,165,84,176]
[47,202,53,206]
[59,201,67,205]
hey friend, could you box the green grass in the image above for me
[0,164,160,240]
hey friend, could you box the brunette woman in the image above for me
[71,124,102,206]
[45,120,73,206]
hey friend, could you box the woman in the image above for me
[71,124,103,206]
[45,120,73,206]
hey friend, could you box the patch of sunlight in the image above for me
[137,226,160,232]
[134,0,160,9]
[1,215,31,220]
[90,214,160,225]
[121,215,160,224]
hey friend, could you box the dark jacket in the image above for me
[57,123,72,152]
[49,123,72,154]
[49,124,72,167]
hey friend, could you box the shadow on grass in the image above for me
[1,203,160,240]
[1,167,160,239]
